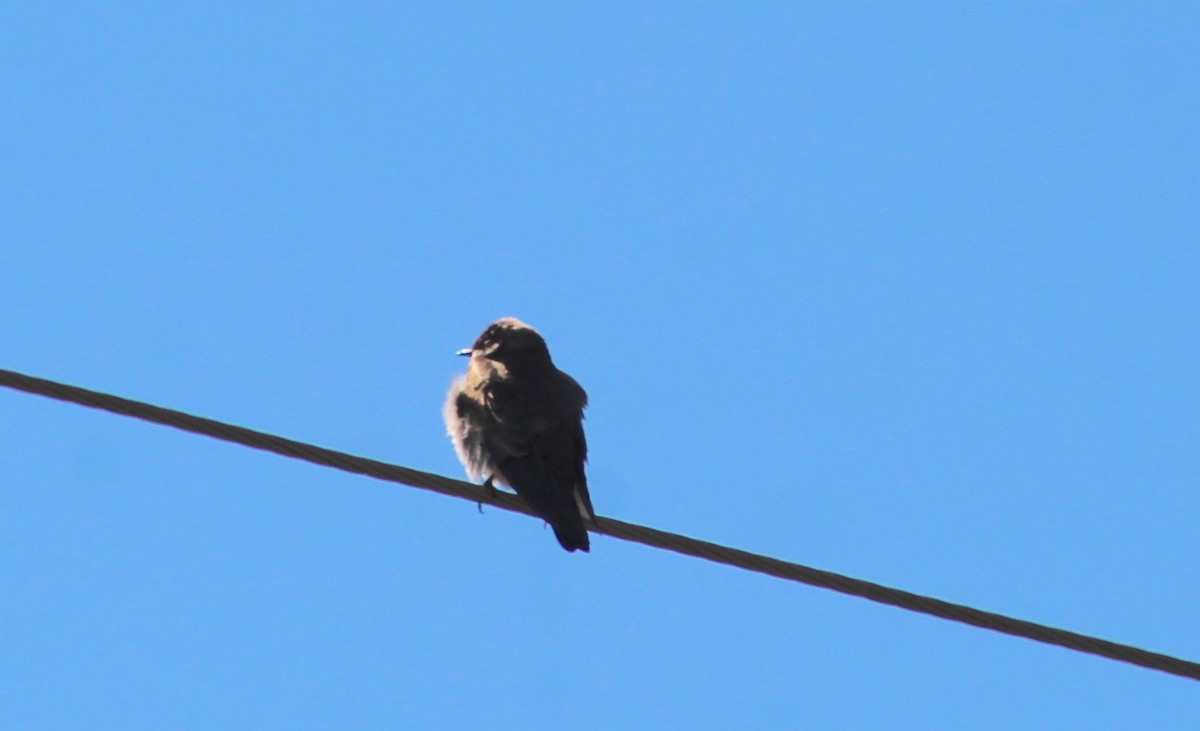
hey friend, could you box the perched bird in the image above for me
[444,318,595,552]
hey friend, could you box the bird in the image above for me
[444,318,595,552]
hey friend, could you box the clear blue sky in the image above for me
[2,3,1197,728]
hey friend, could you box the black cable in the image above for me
[1,367,1196,682]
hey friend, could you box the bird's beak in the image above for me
[455,348,473,357]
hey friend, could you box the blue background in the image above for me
[2,4,1197,728]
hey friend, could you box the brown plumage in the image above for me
[444,318,595,552]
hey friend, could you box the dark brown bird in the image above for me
[444,318,595,552]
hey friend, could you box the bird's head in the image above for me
[457,318,551,364]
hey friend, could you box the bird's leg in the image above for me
[477,475,500,513]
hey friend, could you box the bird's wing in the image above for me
[480,385,592,550]
[493,429,591,552]
[533,416,594,522]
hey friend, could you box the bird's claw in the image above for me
[477,476,499,513]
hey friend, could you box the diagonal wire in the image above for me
[1,366,1197,682]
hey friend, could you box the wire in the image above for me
[1,366,1197,682]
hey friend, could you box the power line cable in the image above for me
[1,366,1196,682]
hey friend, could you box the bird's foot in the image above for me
[477,476,500,514]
